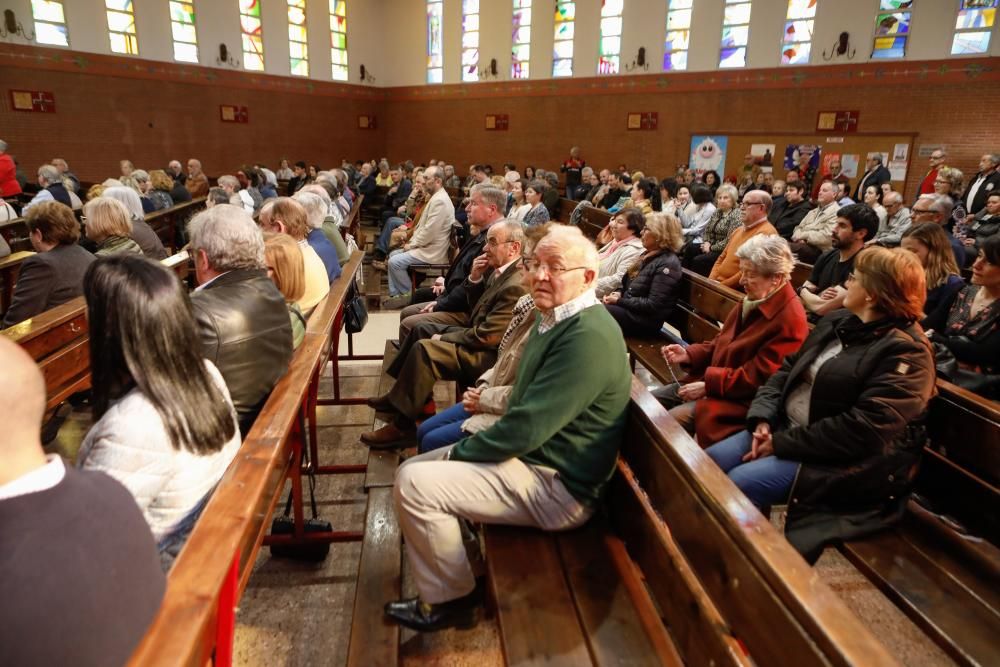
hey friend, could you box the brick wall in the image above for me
[2,44,998,200]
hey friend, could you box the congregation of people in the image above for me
[3,142,1000,659]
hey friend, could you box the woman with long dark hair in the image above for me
[77,255,241,569]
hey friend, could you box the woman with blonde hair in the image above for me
[84,197,143,257]
[901,222,964,326]
[706,246,935,562]
[602,212,683,336]
[263,232,307,349]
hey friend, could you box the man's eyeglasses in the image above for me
[523,259,587,277]
[739,200,764,208]
[485,238,513,248]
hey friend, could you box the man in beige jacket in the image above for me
[387,165,456,298]
[789,180,841,263]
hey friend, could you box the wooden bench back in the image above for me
[617,378,900,666]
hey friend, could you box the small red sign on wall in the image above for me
[220,105,249,123]
[485,114,509,131]
[10,90,56,113]
[358,115,377,130]
[627,112,657,131]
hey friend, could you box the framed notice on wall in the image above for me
[627,112,658,131]
[358,115,376,130]
[485,114,509,131]
[10,90,56,113]
[220,105,249,123]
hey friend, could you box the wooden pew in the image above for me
[484,378,898,666]
[144,196,207,252]
[625,269,1000,666]
[127,254,365,667]
[0,250,35,316]
[556,197,576,223]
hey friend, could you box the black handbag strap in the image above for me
[280,412,320,519]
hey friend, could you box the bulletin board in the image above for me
[699,132,919,196]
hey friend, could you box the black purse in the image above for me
[344,278,368,335]
[268,418,331,562]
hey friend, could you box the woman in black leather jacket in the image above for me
[705,247,936,561]
[602,212,683,336]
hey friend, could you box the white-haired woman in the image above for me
[102,186,168,259]
[655,235,809,447]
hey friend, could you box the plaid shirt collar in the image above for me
[537,288,600,334]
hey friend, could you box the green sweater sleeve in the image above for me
[450,316,611,463]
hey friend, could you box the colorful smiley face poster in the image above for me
[689,135,728,178]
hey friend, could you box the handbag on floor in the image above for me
[268,422,332,562]
[344,278,368,334]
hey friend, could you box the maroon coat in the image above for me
[682,281,808,446]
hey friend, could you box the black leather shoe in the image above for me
[366,394,395,412]
[383,595,480,632]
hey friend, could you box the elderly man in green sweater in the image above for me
[384,225,632,632]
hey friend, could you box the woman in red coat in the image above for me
[654,234,808,446]
[0,141,22,198]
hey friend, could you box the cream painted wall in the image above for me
[2,0,997,86]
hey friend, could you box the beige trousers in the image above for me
[393,445,592,604]
[398,307,468,339]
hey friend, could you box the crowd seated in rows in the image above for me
[707,247,935,562]
[0,336,165,667]
[602,212,683,337]
[76,255,242,569]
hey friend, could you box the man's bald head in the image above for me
[0,336,47,483]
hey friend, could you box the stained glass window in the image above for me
[240,0,265,71]
[553,1,575,77]
[781,0,815,65]
[951,0,997,55]
[106,0,138,55]
[288,0,309,76]
[330,1,348,80]
[31,0,69,46]
[512,0,532,79]
[872,0,913,59]
[598,0,623,74]
[462,0,480,82]
[427,1,443,83]
[169,2,199,63]
[720,0,751,68]
[663,0,691,71]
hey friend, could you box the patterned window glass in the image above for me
[781,0,816,65]
[598,0,624,74]
[951,0,997,55]
[240,0,265,71]
[330,1,348,80]
[511,0,532,79]
[106,0,139,55]
[872,0,913,59]
[427,0,444,83]
[31,0,69,46]
[169,2,199,63]
[462,0,480,82]
[663,0,692,71]
[720,0,751,68]
[553,1,575,77]
[288,0,309,76]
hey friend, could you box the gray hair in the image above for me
[217,174,239,189]
[187,204,265,271]
[581,166,594,178]
[745,190,773,213]
[923,194,954,220]
[493,219,526,247]
[425,165,444,183]
[735,234,795,279]
[300,184,334,215]
[131,169,149,183]
[294,191,327,230]
[537,225,599,273]
[102,186,145,219]
[883,190,903,206]
[716,183,739,204]
[37,164,60,185]
[987,153,1000,166]
[470,183,507,211]
[544,171,559,185]
[0,140,7,152]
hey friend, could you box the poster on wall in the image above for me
[750,144,775,172]
[889,161,908,182]
[689,135,728,178]
[784,144,821,173]
[893,143,909,162]
[821,153,842,179]
[840,154,860,178]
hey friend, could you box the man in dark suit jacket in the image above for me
[362,221,527,448]
[0,336,165,667]
[187,206,293,435]
[852,155,891,201]
[2,201,94,328]
[397,183,508,338]
[960,153,1000,216]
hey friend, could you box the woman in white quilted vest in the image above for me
[76,254,241,570]
[595,207,646,298]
